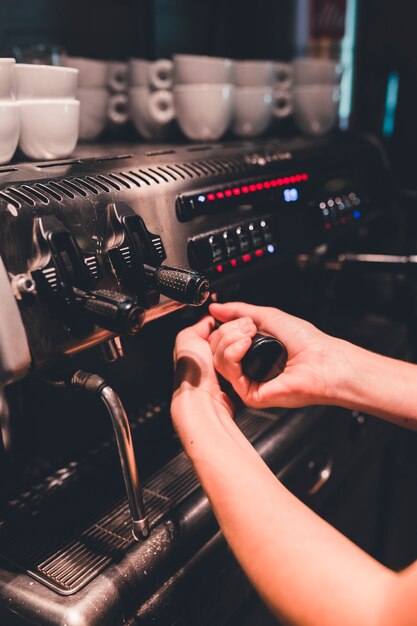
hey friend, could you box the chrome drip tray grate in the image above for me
[0,409,276,595]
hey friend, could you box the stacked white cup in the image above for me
[0,58,19,164]
[173,55,234,141]
[13,63,80,160]
[128,58,175,140]
[292,57,342,136]
[65,57,113,141]
[232,60,274,138]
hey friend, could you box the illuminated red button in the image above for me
[207,193,215,201]
[241,185,249,193]
[301,173,309,181]
[283,177,290,185]
[263,181,271,189]
[233,187,241,195]
[255,249,264,257]
[216,191,224,199]
[230,259,238,267]
[216,264,224,272]
[225,189,233,197]
[277,178,283,186]
[294,174,302,182]
[249,184,257,192]
[242,253,252,263]
[256,182,263,190]
[289,176,297,183]
[270,180,277,187]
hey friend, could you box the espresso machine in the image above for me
[0,132,414,626]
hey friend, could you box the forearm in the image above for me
[330,338,417,428]
[174,399,398,626]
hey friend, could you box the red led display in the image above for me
[242,253,252,263]
[231,259,238,267]
[199,173,309,204]
[255,249,264,257]
[216,264,224,272]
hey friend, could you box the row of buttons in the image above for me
[189,218,276,276]
[319,192,361,230]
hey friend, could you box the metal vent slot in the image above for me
[35,183,63,201]
[20,185,49,204]
[139,169,160,184]
[180,162,202,177]
[107,173,131,189]
[97,175,120,191]
[117,172,141,187]
[147,167,167,183]
[0,167,19,174]
[85,176,111,193]
[0,191,20,208]
[166,165,186,180]
[208,158,232,173]
[61,180,87,197]
[187,145,213,152]
[94,154,133,163]
[145,149,176,157]
[72,178,99,195]
[36,160,81,169]
[5,187,36,206]
[48,181,75,199]
[157,166,177,181]
[173,163,196,178]
[128,171,148,186]
[189,160,217,176]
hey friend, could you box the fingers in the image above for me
[209,318,257,387]
[209,317,257,354]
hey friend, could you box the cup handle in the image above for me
[148,90,175,125]
[274,90,293,119]
[108,63,128,93]
[108,93,129,125]
[274,63,293,90]
[149,59,174,90]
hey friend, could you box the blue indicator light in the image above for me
[353,210,361,219]
[267,244,275,254]
[284,188,299,202]
[198,195,206,203]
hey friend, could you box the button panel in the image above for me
[188,217,278,277]
[319,192,362,231]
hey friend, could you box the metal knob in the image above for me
[242,333,288,382]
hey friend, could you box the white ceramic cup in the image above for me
[273,88,293,119]
[273,62,293,90]
[0,101,20,164]
[107,93,129,125]
[129,58,174,90]
[64,57,108,88]
[0,58,16,98]
[13,64,78,99]
[174,84,234,141]
[293,85,340,136]
[129,88,175,140]
[108,61,128,93]
[293,58,343,85]
[233,60,274,87]
[19,99,80,160]
[174,54,233,85]
[77,87,109,140]
[232,87,273,137]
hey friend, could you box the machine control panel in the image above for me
[188,216,277,278]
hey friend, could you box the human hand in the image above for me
[209,302,344,409]
[171,316,234,434]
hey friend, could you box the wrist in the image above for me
[324,337,364,407]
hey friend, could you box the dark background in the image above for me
[0,0,416,188]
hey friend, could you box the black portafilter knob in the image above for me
[145,264,210,306]
[242,333,288,382]
[73,288,144,335]
[214,321,288,382]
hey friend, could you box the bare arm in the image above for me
[172,316,417,626]
[209,302,417,429]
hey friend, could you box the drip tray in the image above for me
[0,409,276,595]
